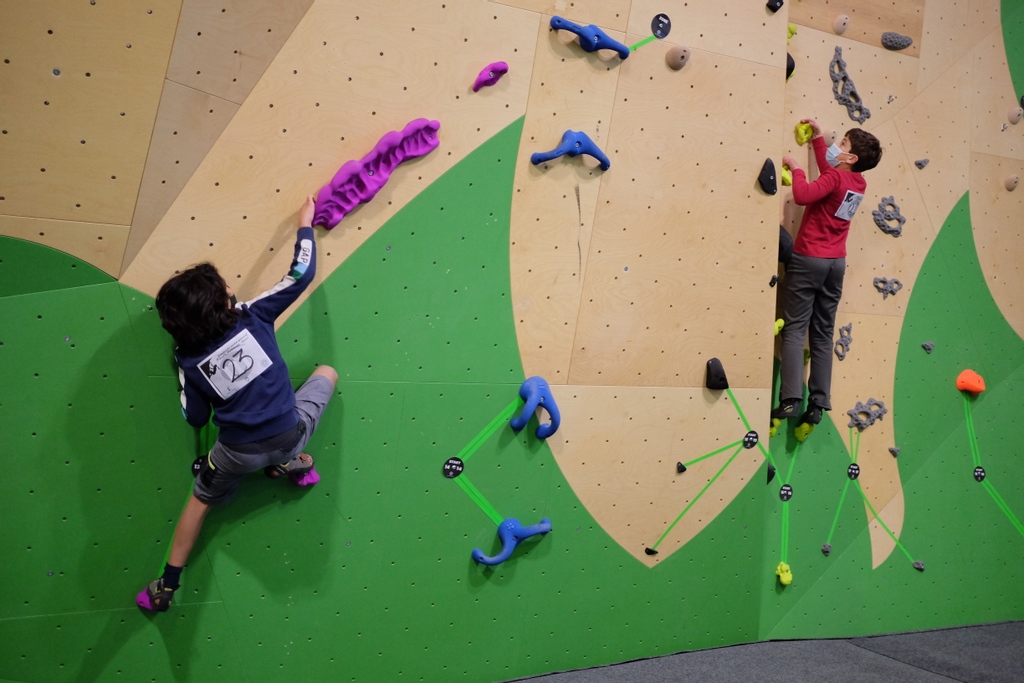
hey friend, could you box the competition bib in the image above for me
[834,190,864,221]
[197,329,273,399]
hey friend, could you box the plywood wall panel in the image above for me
[917,0,999,91]
[785,28,918,133]
[788,0,924,58]
[969,151,1024,342]
[971,28,1024,160]
[628,0,788,67]
[0,0,180,226]
[510,21,622,383]
[0,215,127,277]
[165,0,315,105]
[492,0,630,32]
[568,42,783,389]
[121,0,539,304]
[547,384,766,567]
[893,52,972,232]
[122,82,239,275]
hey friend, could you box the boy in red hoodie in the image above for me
[774,118,882,439]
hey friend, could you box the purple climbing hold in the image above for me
[473,61,508,92]
[313,118,441,230]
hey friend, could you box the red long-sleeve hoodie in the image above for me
[791,136,867,259]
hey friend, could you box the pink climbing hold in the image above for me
[313,118,441,229]
[290,467,320,487]
[136,590,156,611]
[473,61,508,91]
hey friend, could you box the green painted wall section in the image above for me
[3,122,1024,682]
[762,193,1024,640]
[0,236,110,296]
[1002,0,1024,99]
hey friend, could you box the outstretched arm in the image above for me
[243,195,318,322]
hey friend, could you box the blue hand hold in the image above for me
[550,16,630,60]
[509,376,561,439]
[472,517,552,566]
[530,130,611,171]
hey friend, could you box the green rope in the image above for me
[853,480,915,564]
[781,501,790,563]
[725,386,779,471]
[651,443,745,550]
[682,440,744,467]
[826,479,852,546]
[456,475,504,525]
[629,35,658,51]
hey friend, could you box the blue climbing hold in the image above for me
[510,376,561,439]
[472,517,552,566]
[531,130,610,171]
[550,16,630,59]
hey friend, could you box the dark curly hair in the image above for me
[156,263,240,353]
[846,128,883,173]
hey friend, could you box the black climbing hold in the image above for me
[786,53,795,81]
[779,484,793,501]
[191,456,204,478]
[766,0,783,12]
[651,13,671,39]
[645,547,658,556]
[770,274,779,287]
[743,431,759,449]
[705,357,729,390]
[677,462,687,474]
[847,463,861,480]
[889,447,901,458]
[921,341,934,354]
[758,158,778,195]
[974,466,986,482]
[913,560,925,572]
[767,463,776,484]
[442,457,465,478]
[915,159,929,170]
[822,543,832,556]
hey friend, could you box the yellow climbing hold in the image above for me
[781,165,792,186]
[769,417,782,438]
[787,24,797,45]
[776,561,793,585]
[795,122,813,145]
[775,318,785,336]
[794,422,815,442]
[803,348,811,365]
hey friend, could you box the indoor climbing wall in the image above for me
[2,1,1024,682]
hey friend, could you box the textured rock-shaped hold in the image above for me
[822,543,832,556]
[758,158,777,195]
[872,196,906,237]
[881,32,913,50]
[889,447,901,458]
[1005,175,1019,192]
[921,341,935,354]
[915,159,929,169]
[666,44,690,70]
[314,118,441,229]
[833,15,849,34]
[830,46,871,123]
[956,369,986,395]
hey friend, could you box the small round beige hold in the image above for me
[1005,174,1019,191]
[833,14,849,35]
[1009,107,1023,125]
[666,45,690,71]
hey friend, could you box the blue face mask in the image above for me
[825,143,844,168]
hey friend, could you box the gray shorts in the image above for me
[193,374,334,505]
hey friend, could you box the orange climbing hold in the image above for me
[956,369,986,394]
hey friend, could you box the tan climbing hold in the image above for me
[833,14,849,35]
[1005,174,1019,191]
[666,45,690,71]
[1009,107,1023,125]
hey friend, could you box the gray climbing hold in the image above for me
[881,32,913,51]
[829,46,871,123]
[872,196,906,237]
[834,322,853,361]
[889,447,901,458]
[921,341,934,354]
[822,543,832,557]
[847,398,887,431]
[873,277,903,300]
[915,159,929,169]
[913,560,925,572]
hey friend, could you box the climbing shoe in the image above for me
[794,403,824,442]
[136,578,175,612]
[769,399,800,437]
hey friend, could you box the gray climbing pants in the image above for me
[779,252,846,410]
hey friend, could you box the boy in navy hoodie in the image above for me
[774,119,882,440]
[137,195,338,612]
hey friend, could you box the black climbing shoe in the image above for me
[799,403,823,426]
[770,399,801,421]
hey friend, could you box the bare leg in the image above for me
[311,364,338,389]
[168,494,211,567]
